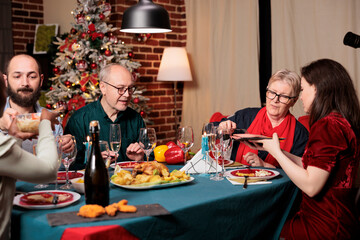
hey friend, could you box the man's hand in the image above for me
[60,134,75,154]
[126,142,144,162]
[0,108,18,131]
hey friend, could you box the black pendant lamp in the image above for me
[121,0,172,33]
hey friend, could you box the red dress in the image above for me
[282,113,360,239]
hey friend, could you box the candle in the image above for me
[83,136,91,164]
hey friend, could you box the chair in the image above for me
[209,112,228,123]
[298,115,310,131]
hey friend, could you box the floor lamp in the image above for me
[157,47,193,130]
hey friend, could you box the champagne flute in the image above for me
[109,124,121,167]
[220,128,232,176]
[138,128,157,162]
[99,140,111,168]
[177,126,194,164]
[210,127,224,181]
[59,136,77,189]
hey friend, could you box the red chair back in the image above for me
[298,115,310,131]
[209,112,228,123]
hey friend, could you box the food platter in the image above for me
[57,171,83,184]
[226,169,279,180]
[13,190,80,209]
[110,161,139,171]
[111,177,194,190]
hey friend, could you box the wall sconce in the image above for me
[157,47,193,129]
[121,0,172,33]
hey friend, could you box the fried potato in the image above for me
[77,204,105,218]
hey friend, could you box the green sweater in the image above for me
[64,97,145,170]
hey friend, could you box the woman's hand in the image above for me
[60,134,75,154]
[243,152,264,167]
[8,118,36,140]
[126,142,144,162]
[219,120,236,131]
[40,109,60,131]
[252,133,282,157]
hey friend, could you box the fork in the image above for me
[243,176,248,189]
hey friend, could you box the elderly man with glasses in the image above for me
[217,69,309,168]
[65,64,145,170]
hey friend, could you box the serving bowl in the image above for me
[70,177,84,194]
[16,113,41,133]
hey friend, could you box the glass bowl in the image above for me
[16,113,41,133]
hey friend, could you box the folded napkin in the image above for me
[47,204,170,226]
[180,150,222,174]
[226,177,272,185]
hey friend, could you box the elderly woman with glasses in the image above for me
[64,63,145,170]
[218,69,309,168]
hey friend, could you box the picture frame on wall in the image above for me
[33,24,59,54]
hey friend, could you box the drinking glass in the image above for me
[210,127,224,181]
[220,128,233,176]
[99,140,111,168]
[33,141,49,189]
[59,136,77,189]
[177,126,194,164]
[138,128,157,162]
[109,124,121,167]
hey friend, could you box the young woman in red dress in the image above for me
[252,59,360,239]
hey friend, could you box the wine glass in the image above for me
[59,136,77,189]
[109,124,121,167]
[210,127,224,181]
[138,128,157,162]
[99,140,111,168]
[177,126,194,165]
[33,141,50,189]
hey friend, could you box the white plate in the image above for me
[110,161,138,170]
[13,190,81,209]
[219,159,234,167]
[56,171,84,184]
[111,177,195,190]
[225,168,280,180]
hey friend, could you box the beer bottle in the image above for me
[84,120,109,206]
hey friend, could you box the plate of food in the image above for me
[111,177,194,190]
[57,171,84,184]
[218,159,234,167]
[16,113,41,133]
[110,161,139,170]
[226,168,280,180]
[111,161,194,190]
[13,190,81,209]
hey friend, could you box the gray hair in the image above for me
[99,63,119,82]
[267,69,301,97]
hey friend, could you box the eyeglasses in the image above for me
[102,81,136,95]
[266,88,297,104]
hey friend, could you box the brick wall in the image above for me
[11,0,44,55]
[11,0,187,145]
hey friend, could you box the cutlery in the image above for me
[243,176,248,189]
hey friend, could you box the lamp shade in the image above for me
[121,0,172,33]
[157,47,193,82]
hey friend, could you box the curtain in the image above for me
[0,0,13,73]
[271,0,360,118]
[184,0,260,149]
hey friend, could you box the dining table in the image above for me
[11,165,299,240]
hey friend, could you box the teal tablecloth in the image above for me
[12,166,298,240]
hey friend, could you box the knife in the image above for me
[243,176,248,189]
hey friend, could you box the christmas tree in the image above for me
[45,0,151,126]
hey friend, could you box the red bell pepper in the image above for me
[166,141,178,149]
[164,146,184,164]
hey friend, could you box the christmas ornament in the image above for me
[76,14,85,24]
[56,101,67,111]
[87,30,91,34]
[133,98,139,104]
[128,52,134,58]
[46,104,52,109]
[70,28,77,34]
[80,86,87,92]
[88,23,96,32]
[109,35,117,43]
[99,13,105,20]
[102,2,111,16]
[67,95,86,111]
[140,111,145,117]
[104,49,112,56]
[90,62,97,69]
[76,60,88,71]
[53,67,60,75]
[98,32,104,39]
[80,32,87,39]
[64,81,71,88]
[80,72,98,87]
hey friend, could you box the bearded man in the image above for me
[0,54,73,155]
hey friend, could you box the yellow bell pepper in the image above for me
[154,145,169,162]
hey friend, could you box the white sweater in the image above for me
[0,120,59,240]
